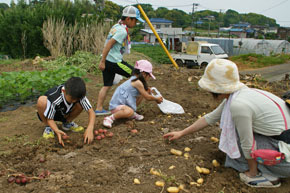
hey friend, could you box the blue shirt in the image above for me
[105,23,127,63]
[109,76,140,111]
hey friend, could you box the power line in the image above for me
[259,0,289,13]
[113,0,195,9]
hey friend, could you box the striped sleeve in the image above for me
[80,96,92,111]
[44,100,56,119]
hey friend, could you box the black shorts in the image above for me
[102,60,134,86]
[37,112,67,123]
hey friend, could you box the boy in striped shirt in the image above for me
[37,77,95,146]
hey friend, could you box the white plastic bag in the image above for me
[113,74,123,85]
[151,87,185,114]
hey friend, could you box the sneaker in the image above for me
[62,122,84,132]
[95,109,111,116]
[103,116,114,128]
[43,126,55,139]
[130,112,144,121]
[239,173,281,188]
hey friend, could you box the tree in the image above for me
[224,9,240,27]
[0,3,9,10]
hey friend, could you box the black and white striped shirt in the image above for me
[44,85,92,120]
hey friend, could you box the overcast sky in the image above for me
[1,0,289,27]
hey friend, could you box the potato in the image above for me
[155,181,165,187]
[212,159,220,167]
[170,149,182,156]
[201,168,210,174]
[178,184,185,190]
[197,178,204,184]
[169,165,175,170]
[184,153,189,158]
[150,168,161,176]
[184,147,191,152]
[195,166,203,173]
[167,187,180,193]
[62,135,69,140]
[133,178,140,184]
[210,137,219,143]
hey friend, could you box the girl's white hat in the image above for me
[198,59,245,94]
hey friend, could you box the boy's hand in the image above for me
[55,130,67,147]
[84,126,94,144]
[99,61,105,71]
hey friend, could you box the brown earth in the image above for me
[0,61,290,193]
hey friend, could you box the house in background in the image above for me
[141,18,183,50]
[144,18,173,29]
[277,27,290,40]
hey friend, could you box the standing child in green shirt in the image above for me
[95,5,144,115]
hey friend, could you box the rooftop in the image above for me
[148,18,173,23]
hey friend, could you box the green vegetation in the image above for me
[0,58,21,66]
[0,1,281,59]
[0,65,86,108]
[0,51,102,107]
[43,51,101,75]
[230,53,290,68]
[132,44,171,64]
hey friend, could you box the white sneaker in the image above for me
[239,173,281,188]
[130,112,144,121]
[103,116,114,128]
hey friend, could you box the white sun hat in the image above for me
[122,6,145,23]
[198,59,245,94]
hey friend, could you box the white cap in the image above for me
[122,6,145,23]
[198,59,245,94]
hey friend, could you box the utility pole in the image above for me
[191,3,199,36]
[217,9,224,37]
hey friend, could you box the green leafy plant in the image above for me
[0,65,86,107]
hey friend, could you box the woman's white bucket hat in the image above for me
[198,59,245,94]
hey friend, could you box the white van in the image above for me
[171,41,228,68]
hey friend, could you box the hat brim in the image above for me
[149,73,156,80]
[198,77,245,94]
[136,17,145,23]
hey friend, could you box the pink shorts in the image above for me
[111,105,127,114]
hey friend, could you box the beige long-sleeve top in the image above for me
[204,88,290,159]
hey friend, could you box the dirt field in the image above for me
[0,62,290,193]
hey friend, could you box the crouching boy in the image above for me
[37,77,95,146]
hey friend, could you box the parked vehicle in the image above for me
[171,41,228,68]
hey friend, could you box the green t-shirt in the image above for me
[105,23,127,63]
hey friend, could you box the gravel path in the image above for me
[240,63,290,82]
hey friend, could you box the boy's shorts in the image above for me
[37,112,67,123]
[103,60,134,86]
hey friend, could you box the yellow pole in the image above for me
[137,4,179,69]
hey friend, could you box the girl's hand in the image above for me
[163,131,183,141]
[156,96,163,104]
[55,130,67,147]
[147,87,152,94]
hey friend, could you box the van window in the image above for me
[201,46,212,54]
[211,46,225,55]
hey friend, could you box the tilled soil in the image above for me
[0,63,290,193]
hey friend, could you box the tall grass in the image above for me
[42,17,111,57]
